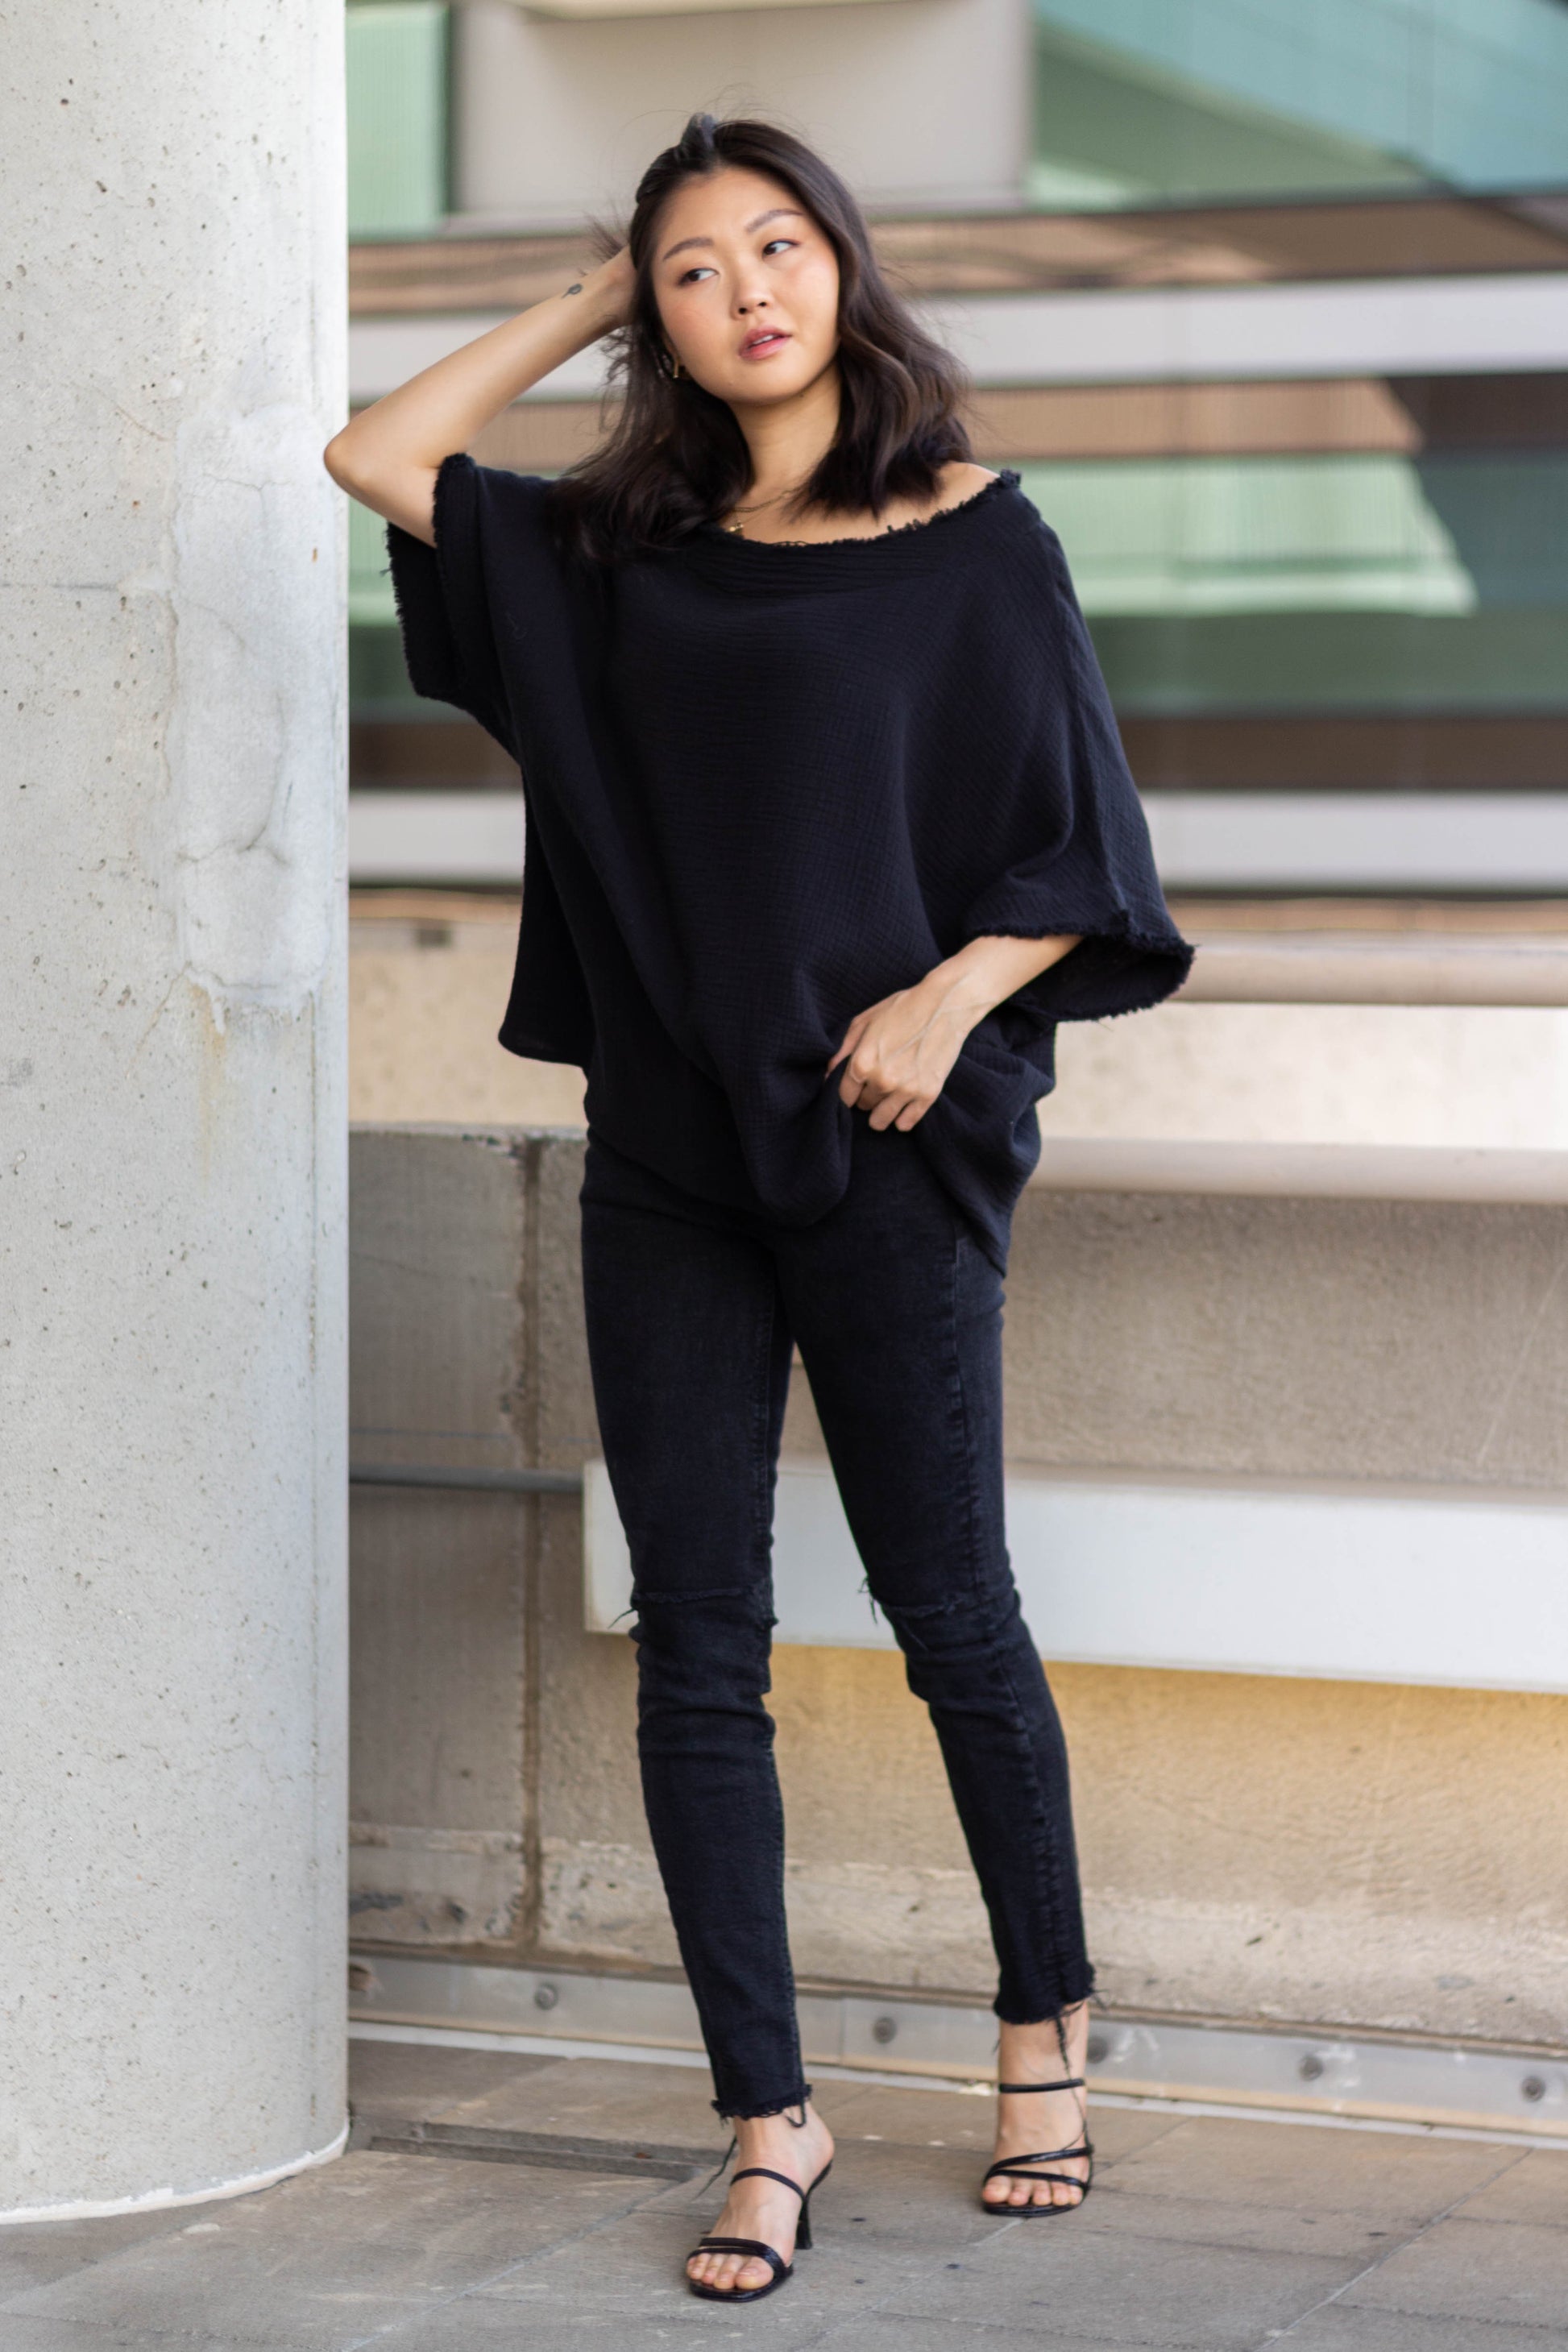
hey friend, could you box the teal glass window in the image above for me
[1031,0,1568,209]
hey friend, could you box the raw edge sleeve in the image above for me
[384,454,596,1070]
[959,524,1193,1027]
[384,450,518,760]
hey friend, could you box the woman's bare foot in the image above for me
[982,1999,1092,2212]
[687,2102,836,2296]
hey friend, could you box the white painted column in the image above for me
[2,2,348,2217]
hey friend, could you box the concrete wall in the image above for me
[451,0,1030,226]
[2,0,347,2216]
[349,1130,531,1943]
[349,1127,1568,2051]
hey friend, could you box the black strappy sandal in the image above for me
[686,2155,834,2304]
[980,2011,1094,2218]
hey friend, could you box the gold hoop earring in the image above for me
[670,353,683,380]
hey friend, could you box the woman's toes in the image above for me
[688,2247,774,2295]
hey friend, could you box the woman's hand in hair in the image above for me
[592,243,637,327]
[322,247,635,544]
[827,932,1081,1130]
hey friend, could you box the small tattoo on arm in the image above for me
[563,281,583,296]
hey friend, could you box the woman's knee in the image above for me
[630,1583,776,1711]
[876,1578,1035,1692]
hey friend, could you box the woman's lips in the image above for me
[739,330,791,359]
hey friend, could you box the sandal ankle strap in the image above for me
[998,2076,1085,2093]
[731,2165,807,2199]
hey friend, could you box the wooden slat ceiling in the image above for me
[351,194,1568,315]
[466,375,1568,470]
[351,713,1568,793]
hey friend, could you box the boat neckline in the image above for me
[694,467,1019,553]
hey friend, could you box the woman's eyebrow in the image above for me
[660,207,803,264]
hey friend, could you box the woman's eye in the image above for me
[678,264,717,285]
[762,239,797,256]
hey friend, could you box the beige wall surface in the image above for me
[452,0,1030,227]
[348,913,1568,1147]
[350,1126,1568,2051]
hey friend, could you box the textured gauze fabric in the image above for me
[384,454,1194,1271]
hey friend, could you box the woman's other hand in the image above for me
[827,977,973,1130]
[827,932,1081,1130]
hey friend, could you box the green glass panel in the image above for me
[347,459,1568,720]
[1012,453,1568,712]
[351,623,424,714]
[1015,455,1476,617]
[1084,609,1568,713]
[347,2,449,239]
[1015,454,1568,619]
[348,497,398,626]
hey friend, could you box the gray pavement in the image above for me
[2,2038,1565,2350]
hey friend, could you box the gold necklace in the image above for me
[721,485,802,538]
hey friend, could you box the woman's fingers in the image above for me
[868,1090,927,1130]
[838,1048,934,1123]
[825,1010,868,1075]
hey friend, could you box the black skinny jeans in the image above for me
[578,1117,1094,2121]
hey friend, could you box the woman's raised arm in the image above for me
[323,247,635,544]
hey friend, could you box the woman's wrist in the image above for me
[921,932,1083,1029]
[563,250,634,342]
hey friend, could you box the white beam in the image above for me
[350,272,1568,401]
[585,1456,1568,1693]
[346,789,1568,896]
[1145,793,1568,892]
[1027,1138,1568,1204]
[349,789,525,885]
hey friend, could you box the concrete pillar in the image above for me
[2,2,347,2217]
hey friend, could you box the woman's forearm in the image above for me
[924,931,1083,1027]
[323,249,633,542]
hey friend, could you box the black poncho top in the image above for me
[387,454,1193,1271]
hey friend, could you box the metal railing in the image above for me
[350,1464,582,1495]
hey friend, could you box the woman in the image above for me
[327,112,1192,2306]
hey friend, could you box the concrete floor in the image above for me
[3,2039,1566,2350]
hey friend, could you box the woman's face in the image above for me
[650,165,840,406]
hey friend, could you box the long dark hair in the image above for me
[546,113,975,562]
